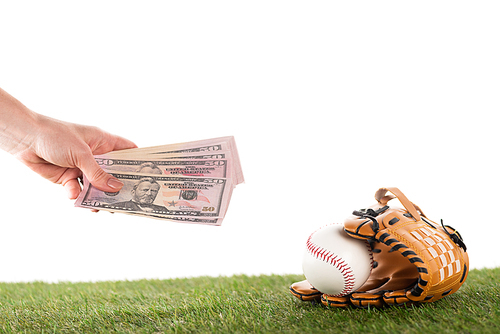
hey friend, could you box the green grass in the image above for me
[0,268,499,333]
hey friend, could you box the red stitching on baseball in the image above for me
[306,225,372,297]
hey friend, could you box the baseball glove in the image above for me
[290,187,469,308]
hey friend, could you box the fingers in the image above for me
[113,135,138,152]
[63,178,82,200]
[70,130,134,194]
[79,132,134,192]
[90,131,138,156]
[77,154,124,193]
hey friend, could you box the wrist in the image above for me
[0,89,42,155]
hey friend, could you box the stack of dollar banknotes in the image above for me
[75,136,243,226]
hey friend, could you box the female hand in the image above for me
[1,87,137,199]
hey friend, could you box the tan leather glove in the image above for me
[290,187,469,308]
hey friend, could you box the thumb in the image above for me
[78,156,124,192]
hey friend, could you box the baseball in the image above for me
[302,223,373,296]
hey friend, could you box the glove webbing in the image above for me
[375,230,430,300]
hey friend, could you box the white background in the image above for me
[0,1,499,283]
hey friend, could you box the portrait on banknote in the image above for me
[135,162,162,175]
[108,177,168,213]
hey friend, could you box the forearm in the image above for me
[0,87,41,154]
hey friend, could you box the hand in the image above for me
[1,87,137,200]
[14,115,137,199]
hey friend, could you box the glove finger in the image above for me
[350,292,385,308]
[289,280,322,301]
[383,290,413,306]
[321,294,350,307]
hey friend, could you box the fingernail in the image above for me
[107,178,124,189]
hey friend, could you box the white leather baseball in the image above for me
[302,223,373,296]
